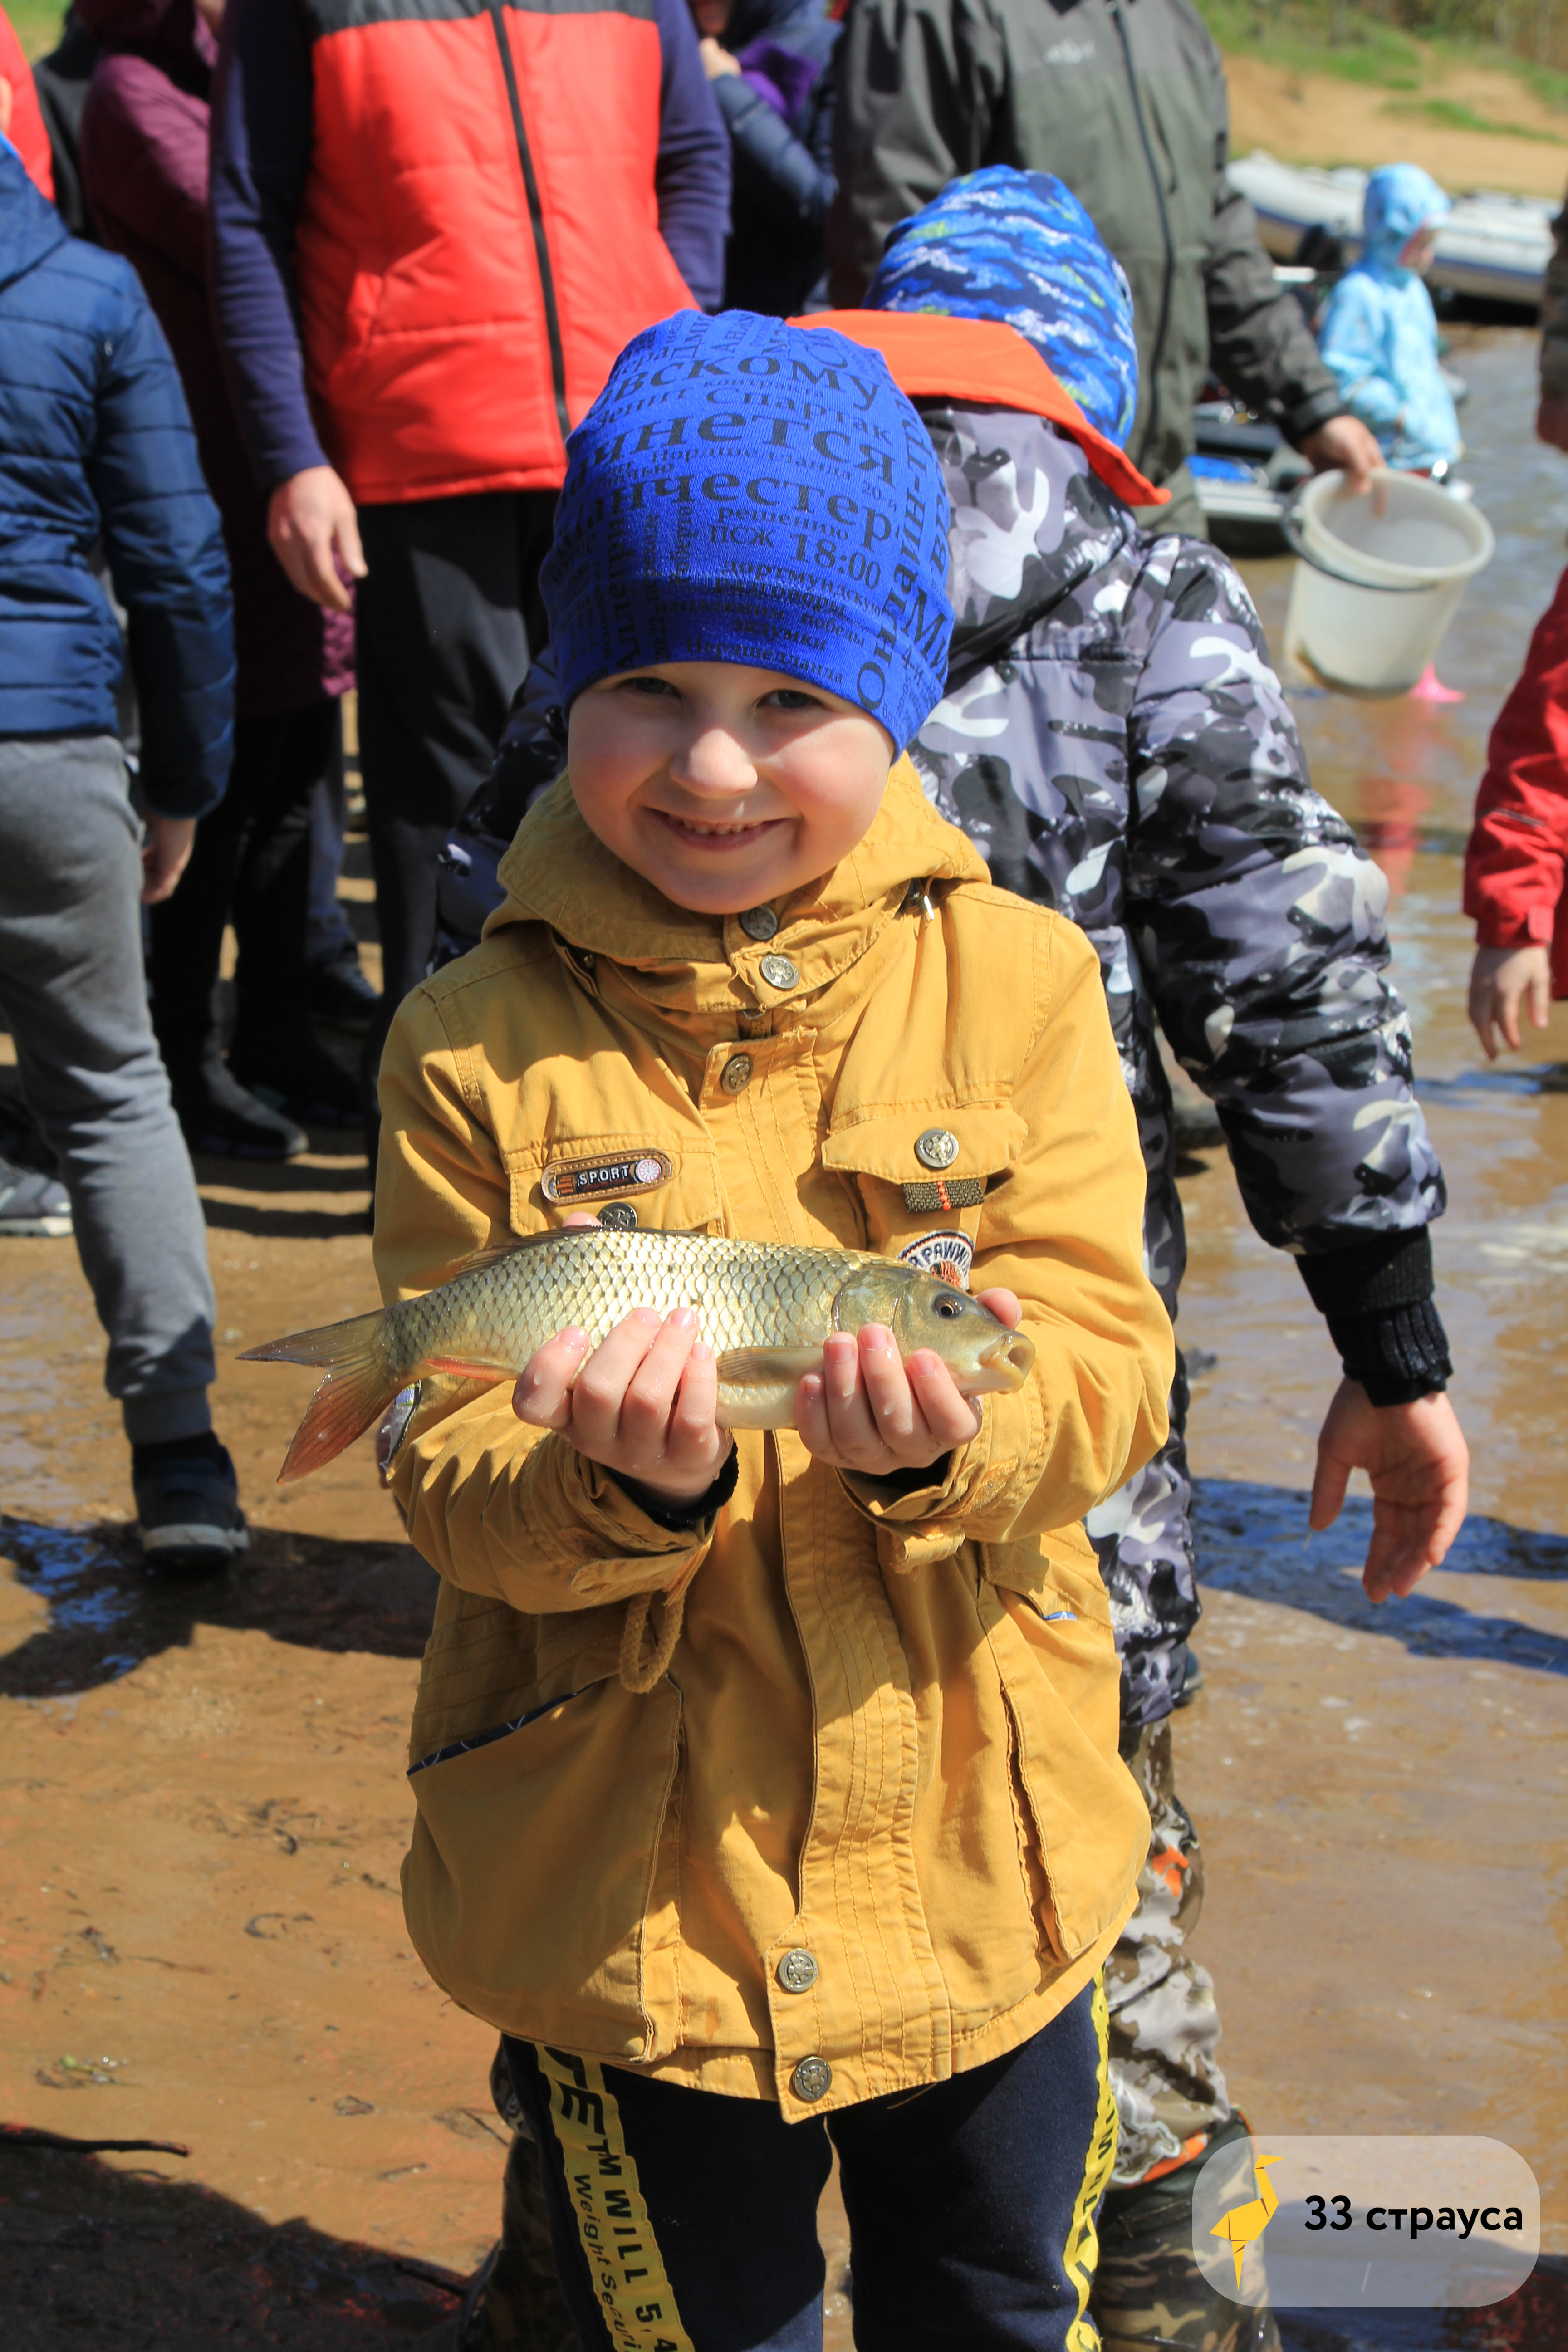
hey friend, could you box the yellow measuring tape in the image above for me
[536,2045,696,2352]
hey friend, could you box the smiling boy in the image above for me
[374,311,1173,2350]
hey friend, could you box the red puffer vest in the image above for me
[295,0,696,505]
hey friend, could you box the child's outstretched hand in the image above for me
[512,1308,730,1505]
[796,1291,1023,1480]
[1468,942,1551,1058]
[1309,1380,1469,1603]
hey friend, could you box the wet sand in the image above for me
[2,328,1566,2343]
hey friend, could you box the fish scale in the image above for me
[241,1225,1034,1485]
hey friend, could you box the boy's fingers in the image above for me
[670,1340,720,1452]
[618,1310,701,1450]
[1529,965,1552,1031]
[512,1328,589,1427]
[906,1350,984,1447]
[1308,1444,1350,1533]
[855,1325,918,1448]
[819,1330,880,1459]
[568,1311,662,1446]
[975,1287,1022,1331]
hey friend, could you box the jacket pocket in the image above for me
[404,1667,684,2063]
[822,1101,1028,1273]
[977,1572,1145,1962]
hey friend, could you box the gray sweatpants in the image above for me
[0,734,216,1445]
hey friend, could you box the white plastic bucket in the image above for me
[1282,470,1494,694]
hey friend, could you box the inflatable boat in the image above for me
[1227,150,1556,307]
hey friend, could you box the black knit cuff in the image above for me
[608,1443,740,1532]
[1297,1227,1435,1318]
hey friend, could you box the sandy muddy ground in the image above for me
[1225,52,1568,198]
[2,328,1566,2347]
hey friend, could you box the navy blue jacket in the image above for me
[0,138,233,816]
[715,0,838,315]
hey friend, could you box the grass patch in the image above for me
[1195,0,1568,116]
[8,0,69,61]
[1383,93,1566,138]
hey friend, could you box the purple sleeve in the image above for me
[652,0,730,313]
[208,0,327,492]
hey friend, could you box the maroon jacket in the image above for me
[78,0,352,720]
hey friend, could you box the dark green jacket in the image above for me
[826,0,1344,485]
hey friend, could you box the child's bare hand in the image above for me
[512,1308,730,1504]
[1468,942,1551,1058]
[1309,1379,1470,1602]
[796,1289,1022,1479]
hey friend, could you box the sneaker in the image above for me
[1093,2115,1281,2351]
[132,1436,250,1570]
[307,952,381,1033]
[169,1058,308,1161]
[0,1150,72,1237]
[230,1034,362,1130]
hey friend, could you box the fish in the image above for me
[240,1225,1035,1484]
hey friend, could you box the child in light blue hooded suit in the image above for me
[1318,162,1461,472]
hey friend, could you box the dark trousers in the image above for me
[505,1980,1116,2352]
[147,701,339,1077]
[355,489,557,1024]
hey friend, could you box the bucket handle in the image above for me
[1279,485,1437,595]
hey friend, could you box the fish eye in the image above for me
[932,1293,964,1319]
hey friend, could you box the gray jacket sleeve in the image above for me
[1123,536,1445,1259]
[1196,36,1343,443]
[825,0,1003,303]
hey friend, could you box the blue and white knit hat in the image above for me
[540,310,953,749]
[866,166,1140,450]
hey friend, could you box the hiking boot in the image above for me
[229,1033,361,1130]
[307,951,380,1033]
[1175,1648,1205,1707]
[454,2131,579,2351]
[1093,2115,1281,2352]
[132,1434,249,1570]
[0,1149,72,1237]
[169,1056,308,1161]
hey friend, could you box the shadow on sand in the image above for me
[0,2125,461,2347]
[0,1517,438,1698]
[1193,1480,1568,1679]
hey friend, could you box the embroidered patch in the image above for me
[541,1150,673,1206]
[898,1229,975,1291]
[902,1176,985,1213]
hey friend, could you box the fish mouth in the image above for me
[975,1330,1035,1391]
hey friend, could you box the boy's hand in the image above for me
[267,466,367,612]
[796,1290,1023,1479]
[1300,414,1383,495]
[1309,1380,1469,1603]
[512,1308,730,1506]
[141,813,196,902]
[1468,942,1551,1058]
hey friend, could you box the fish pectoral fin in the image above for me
[423,1353,518,1380]
[714,1347,824,1386]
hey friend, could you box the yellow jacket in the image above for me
[376,763,1173,2118]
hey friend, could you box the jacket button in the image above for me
[759,953,799,992]
[915,1126,960,1171]
[739,906,778,941]
[790,2054,832,2102]
[776,1947,818,1994]
[720,1054,753,1095]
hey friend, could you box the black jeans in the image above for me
[147,700,340,1079]
[505,1981,1116,2351]
[355,488,557,1022]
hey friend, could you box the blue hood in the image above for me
[1362,162,1449,279]
[0,136,67,292]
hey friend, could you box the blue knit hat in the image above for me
[540,310,953,749]
[866,167,1140,450]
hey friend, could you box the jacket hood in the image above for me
[0,137,68,291]
[486,760,988,1019]
[1361,162,1449,277]
[922,402,1139,686]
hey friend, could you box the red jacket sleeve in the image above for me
[2,5,55,201]
[1463,560,1568,996]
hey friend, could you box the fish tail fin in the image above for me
[240,1310,400,1484]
